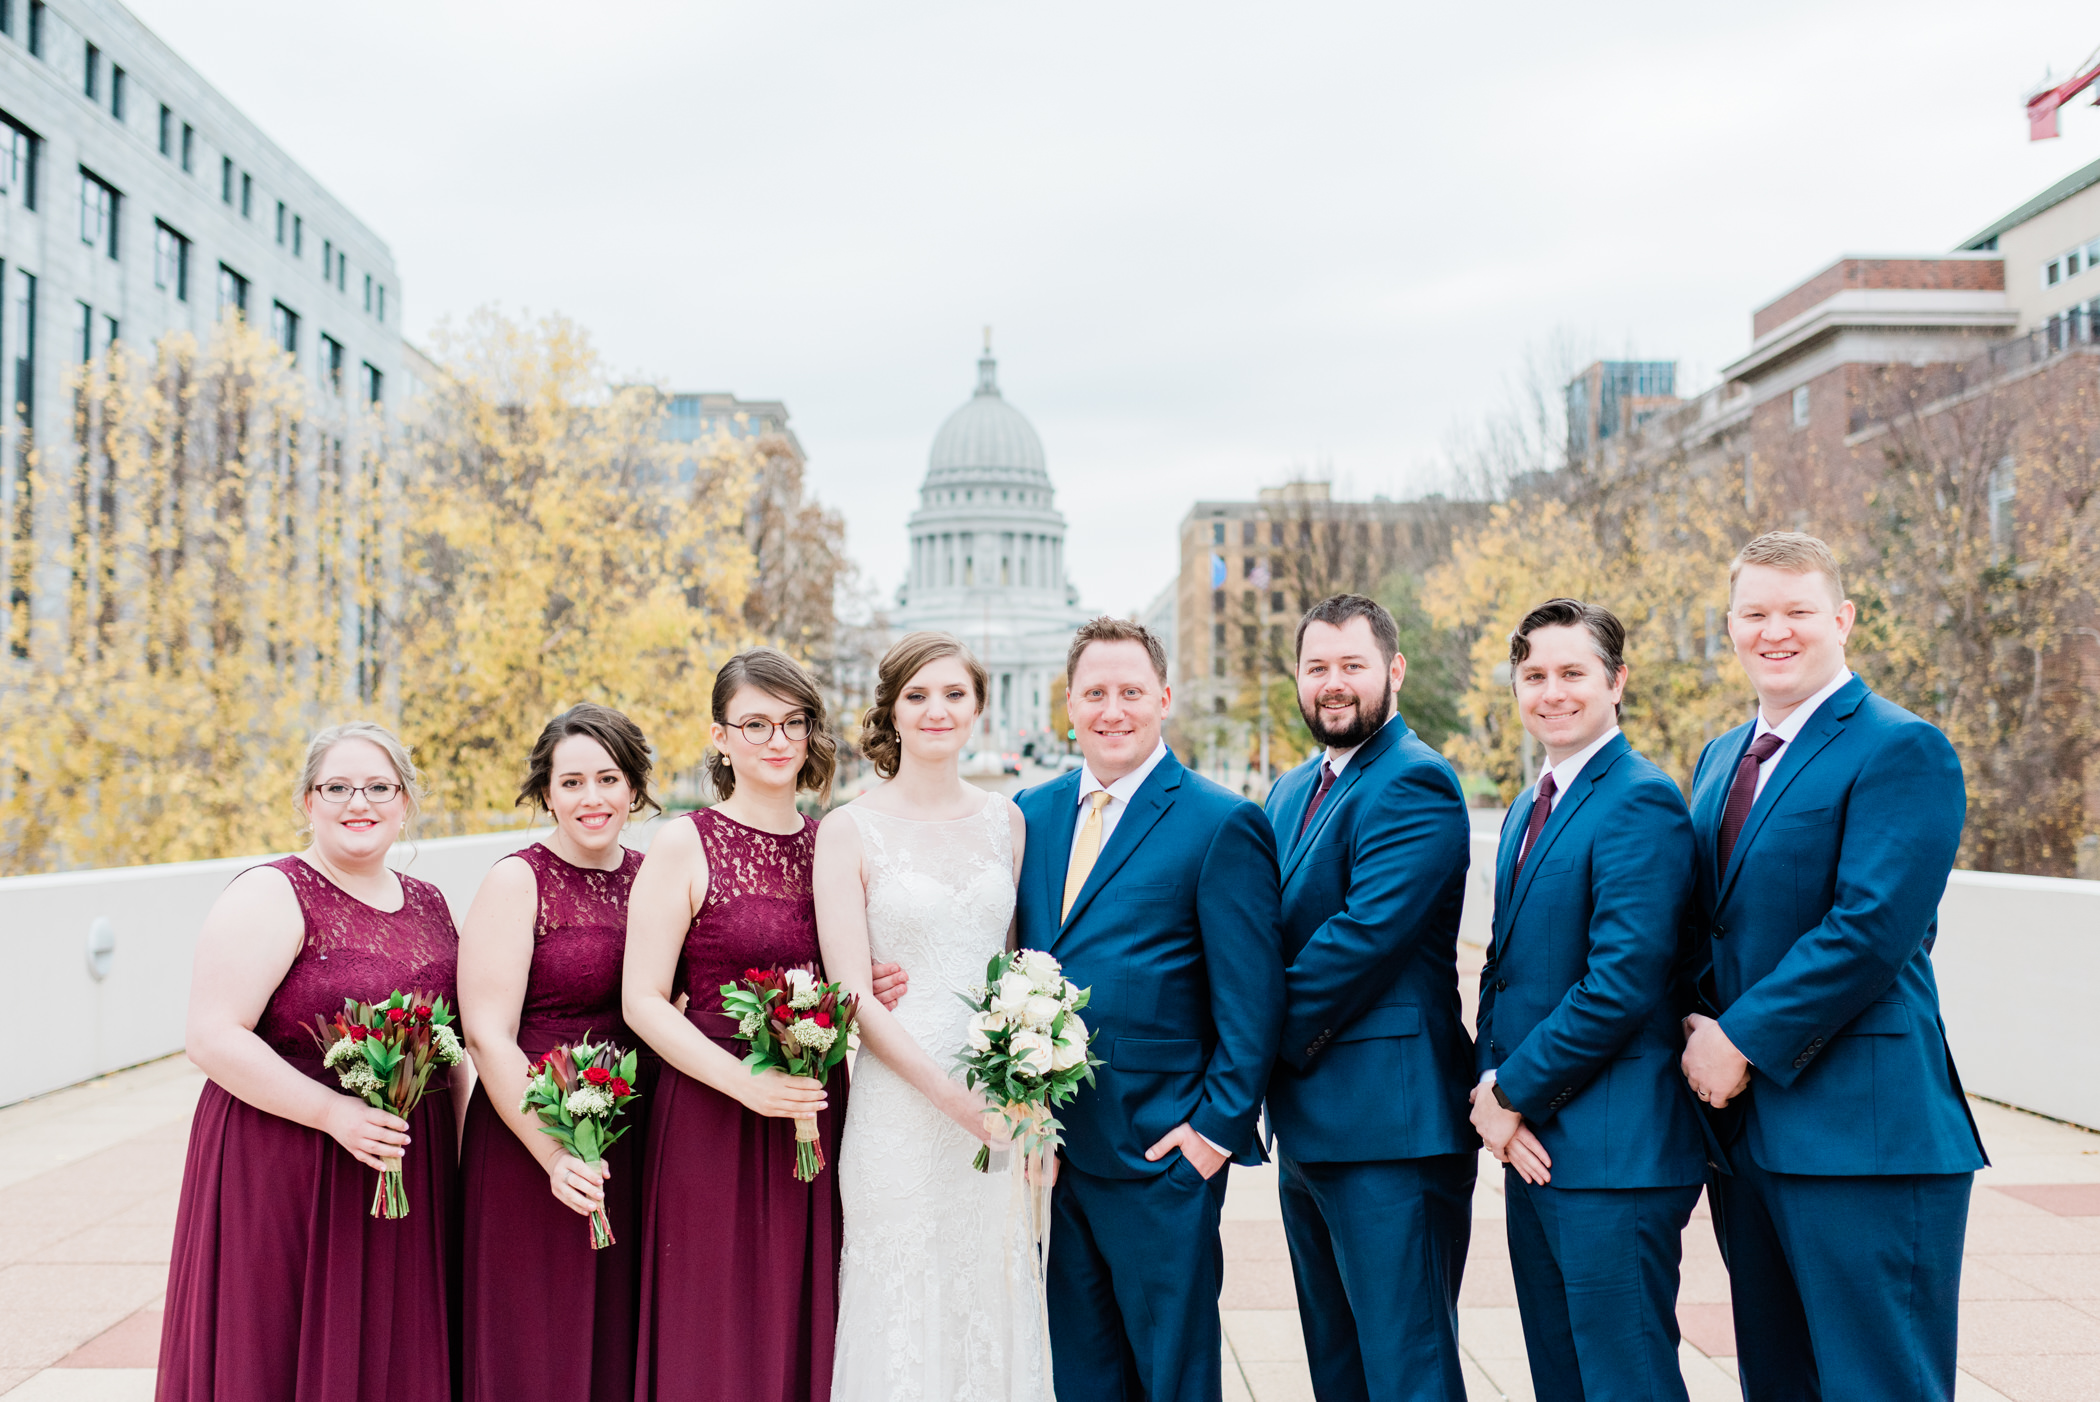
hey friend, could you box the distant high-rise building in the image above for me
[1565,361,1678,458]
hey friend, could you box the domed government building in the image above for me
[893,340,1093,758]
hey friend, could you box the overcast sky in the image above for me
[127,0,2100,616]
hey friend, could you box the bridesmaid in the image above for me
[624,647,851,1402]
[158,721,462,1402]
[457,703,656,1401]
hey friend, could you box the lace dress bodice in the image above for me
[679,807,822,1041]
[254,856,459,1073]
[832,792,1048,1401]
[508,842,643,1057]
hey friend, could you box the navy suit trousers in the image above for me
[1047,1158,1229,1402]
[1277,1152,1475,1402]
[1503,1174,1702,1402]
[1710,1153,1973,1401]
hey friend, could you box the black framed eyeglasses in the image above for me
[312,781,403,805]
[734,715,812,746]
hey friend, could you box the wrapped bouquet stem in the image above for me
[721,965,860,1183]
[309,991,465,1219]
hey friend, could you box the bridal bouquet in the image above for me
[720,966,859,1182]
[519,1038,643,1249]
[310,991,464,1218]
[955,949,1101,1172]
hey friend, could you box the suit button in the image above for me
[1713,924,1727,939]
[1793,1055,1809,1069]
[1495,979,1508,992]
[1810,1037,1824,1048]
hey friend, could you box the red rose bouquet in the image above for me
[519,1038,643,1249]
[310,990,465,1218]
[720,965,859,1182]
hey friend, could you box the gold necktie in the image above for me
[1063,790,1114,922]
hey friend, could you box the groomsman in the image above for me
[1682,532,1986,1402]
[1469,599,1706,1402]
[1015,616,1285,1402]
[1264,594,1475,1402]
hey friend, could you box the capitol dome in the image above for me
[926,350,1047,480]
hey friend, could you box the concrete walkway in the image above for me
[5,1053,2100,1399]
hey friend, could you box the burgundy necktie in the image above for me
[1298,760,1337,839]
[1515,772,1557,874]
[1717,732,1787,871]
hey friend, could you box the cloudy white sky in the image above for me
[128,0,2100,616]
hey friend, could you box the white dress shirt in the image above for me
[1073,737,1229,1160]
[1321,711,1400,779]
[1073,738,1171,849]
[1527,723,1622,820]
[1750,669,1853,801]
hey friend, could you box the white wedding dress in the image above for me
[831,792,1052,1402]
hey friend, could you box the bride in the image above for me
[814,631,1050,1401]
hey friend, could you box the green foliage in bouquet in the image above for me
[309,990,465,1218]
[720,965,859,1182]
[519,1038,642,1249]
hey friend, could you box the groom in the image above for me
[1016,615,1284,1402]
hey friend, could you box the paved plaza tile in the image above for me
[4,1039,2098,1397]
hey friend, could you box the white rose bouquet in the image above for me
[954,949,1102,1172]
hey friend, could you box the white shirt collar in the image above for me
[1536,723,1621,801]
[1324,711,1401,779]
[1754,668,1854,745]
[1077,738,1170,808]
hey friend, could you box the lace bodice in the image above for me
[509,842,642,1057]
[831,791,1047,1401]
[678,807,822,1040]
[253,856,459,1070]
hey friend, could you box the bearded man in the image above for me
[1261,593,1477,1402]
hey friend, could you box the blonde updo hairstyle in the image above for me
[705,647,838,802]
[859,631,989,780]
[294,720,427,840]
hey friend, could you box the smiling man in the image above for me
[1683,532,1985,1402]
[1013,615,1283,1402]
[1262,594,1474,1402]
[1470,599,1704,1402]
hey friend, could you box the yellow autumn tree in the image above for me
[0,319,388,872]
[397,310,757,830]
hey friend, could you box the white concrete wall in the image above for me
[1,828,547,1106]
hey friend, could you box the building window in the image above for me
[240,171,251,218]
[1212,654,1226,678]
[1212,696,1227,713]
[0,1,11,39]
[1,116,36,211]
[1989,457,2017,559]
[83,41,98,100]
[73,299,89,363]
[78,168,119,259]
[323,239,332,282]
[27,1,42,58]
[220,155,233,203]
[180,122,193,172]
[1212,589,1225,614]
[217,263,248,318]
[292,214,302,256]
[270,302,298,360]
[10,267,35,433]
[275,200,286,244]
[376,284,385,321]
[1241,520,1256,545]
[363,273,371,312]
[361,362,383,405]
[1211,522,1225,545]
[1270,591,1284,613]
[158,104,171,155]
[2046,260,2062,287]
[110,65,124,120]
[1212,622,1226,648]
[338,257,347,294]
[153,221,189,300]
[319,332,343,394]
[1790,383,1810,429]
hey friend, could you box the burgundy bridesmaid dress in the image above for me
[634,808,847,1402]
[458,842,647,1402]
[157,856,461,1402]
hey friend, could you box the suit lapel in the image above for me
[1504,734,1626,929]
[1694,723,1754,894]
[1054,756,1182,946]
[1281,719,1404,888]
[1272,760,1319,867]
[1717,678,1865,903]
[1489,792,1532,955]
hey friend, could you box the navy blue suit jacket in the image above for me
[1014,751,1285,1180]
[1690,674,1987,1177]
[1475,733,1706,1190]
[1262,717,1475,1163]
